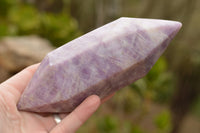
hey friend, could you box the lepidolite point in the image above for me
[17,17,182,113]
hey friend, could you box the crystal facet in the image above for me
[17,17,182,113]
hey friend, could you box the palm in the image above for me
[0,82,57,133]
[0,64,114,133]
[20,111,55,132]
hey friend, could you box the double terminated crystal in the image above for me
[17,17,182,113]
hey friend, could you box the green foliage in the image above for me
[39,13,81,46]
[110,88,142,113]
[130,125,144,133]
[8,6,40,35]
[130,57,176,103]
[97,115,119,133]
[0,0,81,47]
[154,110,172,133]
[192,96,200,119]
[122,122,144,133]
[0,23,9,36]
[0,0,14,17]
[78,112,146,133]
[147,57,167,81]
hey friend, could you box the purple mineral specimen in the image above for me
[17,17,182,113]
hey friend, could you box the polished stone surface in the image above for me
[17,17,182,113]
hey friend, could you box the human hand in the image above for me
[0,64,115,133]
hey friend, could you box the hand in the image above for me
[0,64,115,133]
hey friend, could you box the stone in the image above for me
[17,17,182,113]
[0,36,54,73]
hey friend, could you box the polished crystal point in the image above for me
[17,17,182,113]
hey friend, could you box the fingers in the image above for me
[0,63,39,103]
[50,95,100,133]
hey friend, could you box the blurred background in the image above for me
[0,0,199,133]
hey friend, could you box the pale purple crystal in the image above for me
[17,17,182,113]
